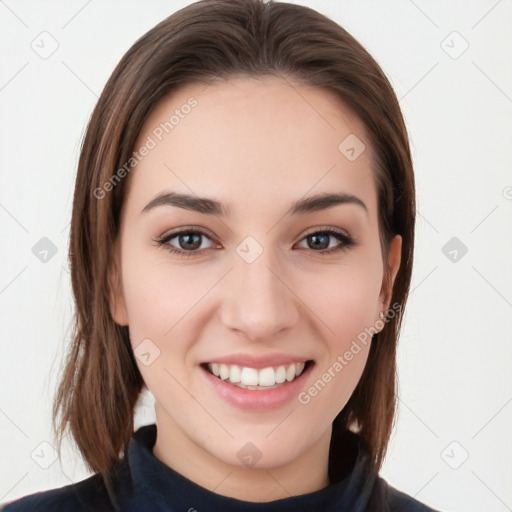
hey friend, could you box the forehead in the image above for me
[126,75,377,219]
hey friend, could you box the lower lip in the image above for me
[200,363,313,410]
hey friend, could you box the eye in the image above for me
[155,228,218,258]
[296,227,356,254]
[155,226,356,258]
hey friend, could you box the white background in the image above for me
[1,1,511,511]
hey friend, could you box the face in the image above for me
[109,75,401,470]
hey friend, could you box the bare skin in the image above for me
[109,75,401,502]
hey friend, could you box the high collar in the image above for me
[113,423,379,512]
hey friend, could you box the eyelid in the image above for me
[300,225,351,240]
[157,225,218,243]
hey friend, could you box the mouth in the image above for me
[200,360,315,391]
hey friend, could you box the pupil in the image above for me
[310,234,328,250]
[180,233,201,250]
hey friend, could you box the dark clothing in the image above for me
[1,424,442,511]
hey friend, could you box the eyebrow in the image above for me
[141,191,368,217]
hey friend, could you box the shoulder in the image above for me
[387,485,442,511]
[330,429,446,512]
[369,475,444,512]
[0,472,114,512]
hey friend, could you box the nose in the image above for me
[219,251,301,342]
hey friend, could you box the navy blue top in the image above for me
[1,424,442,511]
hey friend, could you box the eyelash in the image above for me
[154,227,357,258]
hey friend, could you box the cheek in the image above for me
[294,259,381,413]
[120,251,213,389]
[295,270,378,425]
[303,260,383,345]
[121,250,204,339]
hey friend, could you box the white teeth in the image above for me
[206,361,308,388]
[258,367,275,387]
[285,364,296,382]
[240,367,259,386]
[275,365,286,384]
[229,365,241,383]
[219,364,230,380]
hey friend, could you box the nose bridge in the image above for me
[220,242,300,341]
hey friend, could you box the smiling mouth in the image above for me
[201,360,314,390]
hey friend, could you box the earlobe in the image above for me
[108,241,129,326]
[380,234,402,314]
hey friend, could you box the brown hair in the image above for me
[53,0,415,485]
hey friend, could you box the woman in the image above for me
[1,0,444,510]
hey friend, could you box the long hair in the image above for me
[53,0,415,482]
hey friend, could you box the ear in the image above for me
[108,238,129,326]
[378,234,402,315]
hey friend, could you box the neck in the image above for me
[152,406,332,502]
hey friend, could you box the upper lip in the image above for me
[202,353,312,370]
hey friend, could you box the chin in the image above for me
[203,421,324,470]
